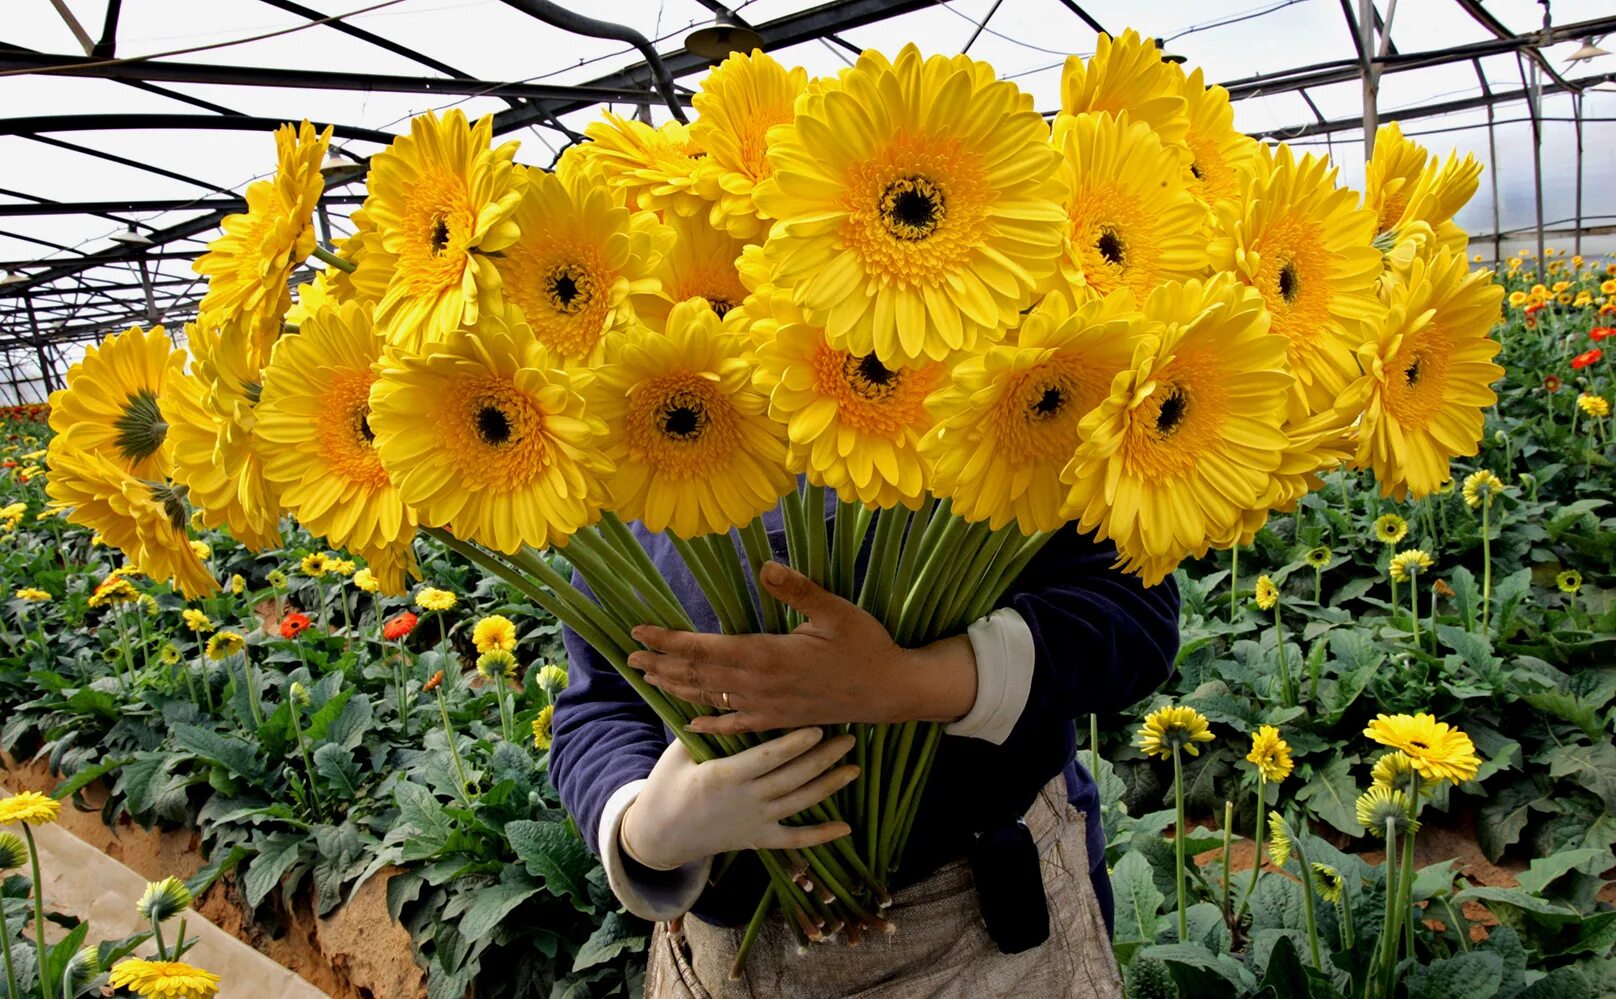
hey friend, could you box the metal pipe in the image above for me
[498,0,688,123]
[1573,91,1584,256]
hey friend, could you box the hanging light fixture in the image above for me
[1153,38,1187,64]
[320,151,363,176]
[1565,38,1610,63]
[0,272,28,287]
[686,11,763,62]
[110,226,152,247]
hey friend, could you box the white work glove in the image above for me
[619,727,858,872]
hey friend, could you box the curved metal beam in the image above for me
[498,0,689,122]
[0,113,399,144]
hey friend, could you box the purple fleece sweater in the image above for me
[550,506,1181,933]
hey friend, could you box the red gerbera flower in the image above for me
[279,611,312,639]
[1525,303,1545,316]
[1544,374,1563,392]
[383,611,418,641]
[1571,348,1603,370]
[1591,327,1613,341]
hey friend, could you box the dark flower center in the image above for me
[546,264,594,314]
[880,176,945,241]
[354,408,375,445]
[843,353,901,401]
[429,216,450,256]
[476,405,513,445]
[1405,356,1422,387]
[1155,387,1188,436]
[1278,262,1300,303]
[1190,162,1204,180]
[1410,740,1428,750]
[1030,385,1065,420]
[710,298,735,317]
[660,395,707,440]
[1096,226,1126,267]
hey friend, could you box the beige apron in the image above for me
[645,777,1123,998]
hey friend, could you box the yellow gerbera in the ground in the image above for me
[1557,569,1582,594]
[1268,810,1292,866]
[753,295,942,510]
[0,790,60,825]
[108,958,221,999]
[1373,513,1409,545]
[14,588,52,602]
[472,614,517,654]
[1342,249,1504,499]
[366,110,523,352]
[629,211,750,334]
[369,309,612,554]
[1362,123,1429,236]
[1370,750,1440,793]
[415,587,457,611]
[690,49,808,239]
[48,324,185,480]
[205,630,245,659]
[1254,575,1279,611]
[256,302,418,564]
[1579,394,1610,418]
[1062,277,1292,585]
[1245,725,1293,782]
[1389,548,1433,583]
[1136,704,1214,760]
[1047,111,1207,305]
[1462,469,1504,509]
[182,608,214,633]
[754,44,1065,367]
[1365,711,1481,784]
[1169,64,1257,207]
[532,703,555,751]
[1210,144,1383,419]
[595,301,795,538]
[45,436,216,598]
[1060,29,1190,155]
[494,164,669,363]
[564,113,710,219]
[1358,784,1419,837]
[194,120,331,328]
[922,291,1142,531]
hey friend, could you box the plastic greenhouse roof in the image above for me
[1,0,1614,400]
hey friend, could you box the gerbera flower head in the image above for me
[629,211,750,334]
[1311,863,1345,904]
[288,680,310,707]
[423,669,445,693]
[1062,277,1293,585]
[1167,64,1258,208]
[367,110,523,352]
[922,291,1142,530]
[496,164,670,363]
[279,611,312,639]
[1344,249,1504,499]
[0,790,60,826]
[1254,575,1279,611]
[300,552,330,578]
[472,614,517,653]
[690,49,809,239]
[1364,712,1481,785]
[753,44,1066,367]
[353,567,380,593]
[1059,30,1190,154]
[182,608,215,633]
[48,323,185,480]
[1357,784,1418,837]
[137,876,194,923]
[1373,513,1409,544]
[1047,111,1208,307]
[1369,750,1440,794]
[46,438,217,598]
[537,663,569,696]
[14,587,52,602]
[369,308,613,554]
[1362,123,1429,237]
[532,703,555,750]
[1245,725,1293,783]
[477,649,519,682]
[595,301,795,537]
[108,958,221,999]
[1209,143,1383,419]
[194,120,331,328]
[205,631,245,659]
[1578,393,1610,417]
[383,611,418,641]
[1267,810,1292,868]
[256,302,418,562]
[415,587,457,612]
[1306,546,1332,569]
[159,643,181,665]
[1388,548,1433,583]
[0,832,24,870]
[1135,704,1214,759]
[1557,569,1582,594]
[564,113,709,219]
[266,569,287,589]
[1462,469,1504,509]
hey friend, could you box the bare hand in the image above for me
[627,561,976,737]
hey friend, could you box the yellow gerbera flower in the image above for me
[1343,249,1504,499]
[477,649,518,681]
[753,294,942,510]
[564,113,709,219]
[628,211,750,334]
[1373,513,1409,544]
[1462,469,1504,509]
[88,576,140,608]
[14,587,52,602]
[1169,64,1258,207]
[1364,712,1481,784]
[690,49,808,239]
[1311,863,1344,904]
[1062,277,1293,585]
[352,567,380,593]
[753,44,1065,367]
[415,587,457,612]
[137,876,194,922]
[1369,750,1440,794]
[108,958,221,999]
[47,324,185,479]
[255,302,418,562]
[46,437,217,599]
[1047,111,1208,306]
[1136,704,1214,760]
[473,616,517,655]
[1306,547,1333,569]
[1362,123,1429,236]
[922,291,1142,531]
[1578,394,1610,418]
[1379,145,1483,273]
[1388,549,1433,583]
[366,110,523,352]
[537,663,569,695]
[1267,810,1292,867]
[1556,569,1582,594]
[1357,784,1418,836]
[369,310,612,554]
[193,120,331,329]
[1245,725,1293,783]
[1254,575,1279,611]
[1059,29,1190,154]
[1210,143,1383,419]
[189,540,211,560]
[495,164,669,363]
[0,790,60,825]
[300,552,330,577]
[532,703,555,751]
[595,301,794,538]
[205,631,245,660]
[182,608,215,633]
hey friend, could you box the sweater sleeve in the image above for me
[993,526,1181,739]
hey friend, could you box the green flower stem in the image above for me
[315,578,329,634]
[1,885,20,999]
[1378,816,1401,999]
[289,698,322,818]
[702,533,761,634]
[889,728,941,877]
[803,483,829,588]
[964,531,1054,624]
[1480,500,1493,635]
[241,657,264,728]
[1221,800,1234,921]
[1230,546,1240,623]
[1399,775,1421,966]
[1314,566,1322,605]
[496,676,514,743]
[571,527,693,630]
[882,496,940,630]
[1089,714,1101,786]
[738,518,787,634]
[392,643,410,739]
[856,504,907,614]
[311,243,356,272]
[939,526,1014,626]
[875,721,917,876]
[152,912,170,961]
[199,653,215,713]
[1290,820,1324,969]
[731,886,776,981]
[1408,572,1421,648]
[173,915,190,959]
[116,603,136,691]
[1237,774,1266,920]
[668,534,744,635]
[561,537,668,630]
[895,515,971,645]
[831,499,857,598]
[1273,603,1294,707]
[1387,544,1399,617]
[435,687,473,806]
[181,654,199,708]
[21,824,53,999]
[1173,746,1188,942]
[338,585,353,636]
[864,725,885,869]
[599,513,691,620]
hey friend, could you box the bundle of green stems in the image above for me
[425,481,1049,974]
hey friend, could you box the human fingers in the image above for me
[719,726,825,780]
[752,732,856,800]
[763,763,861,822]
[630,652,743,708]
[759,561,849,627]
[754,819,853,852]
[632,625,755,668]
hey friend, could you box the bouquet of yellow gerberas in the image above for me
[41,31,1506,965]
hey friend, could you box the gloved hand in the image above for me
[619,727,858,871]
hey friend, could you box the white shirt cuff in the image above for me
[597,779,712,921]
[945,607,1035,746]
